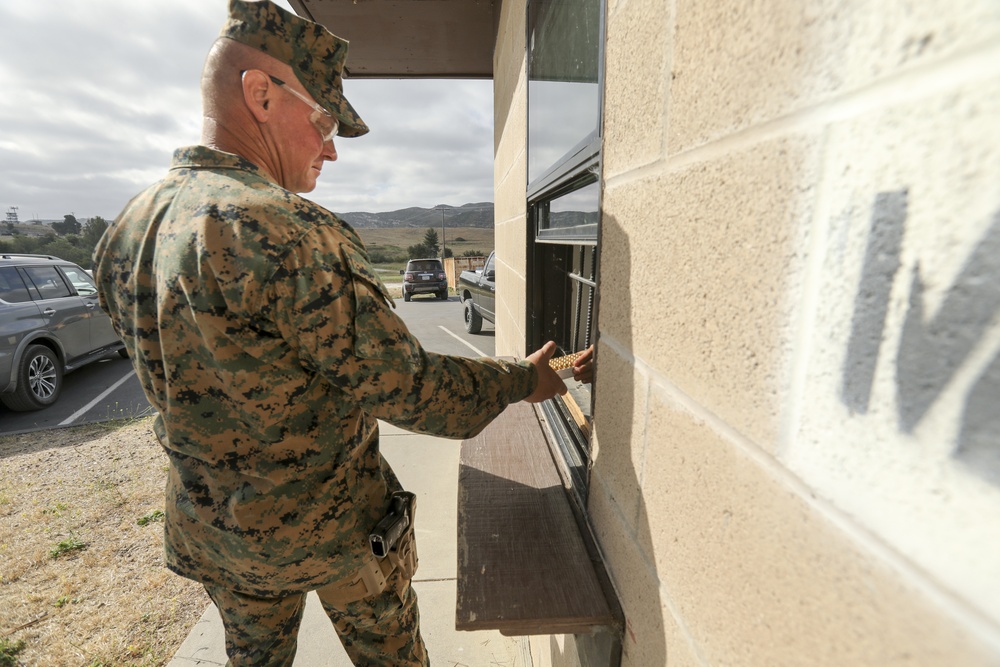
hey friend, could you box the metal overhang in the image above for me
[287,0,496,78]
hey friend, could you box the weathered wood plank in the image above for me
[456,401,614,635]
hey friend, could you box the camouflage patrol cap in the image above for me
[220,0,369,138]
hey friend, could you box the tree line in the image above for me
[1,215,108,269]
[0,218,487,269]
[404,228,485,261]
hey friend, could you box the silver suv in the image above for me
[0,254,125,411]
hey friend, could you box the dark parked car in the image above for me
[458,252,495,334]
[0,254,126,411]
[403,258,449,302]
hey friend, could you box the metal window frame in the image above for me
[524,0,606,505]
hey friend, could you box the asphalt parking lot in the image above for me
[0,295,491,437]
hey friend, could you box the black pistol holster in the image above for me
[317,491,419,606]
[369,491,418,582]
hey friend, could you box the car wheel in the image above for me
[1,344,63,411]
[464,300,483,334]
[404,292,411,302]
[438,290,448,300]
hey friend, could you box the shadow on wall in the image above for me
[842,191,1000,483]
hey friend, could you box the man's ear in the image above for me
[241,69,273,123]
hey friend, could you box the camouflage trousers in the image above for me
[204,568,429,667]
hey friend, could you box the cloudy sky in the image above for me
[0,0,494,222]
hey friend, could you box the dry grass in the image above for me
[358,225,494,265]
[0,418,209,667]
[356,225,493,250]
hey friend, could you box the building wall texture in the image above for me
[492,0,530,359]
[494,0,1000,664]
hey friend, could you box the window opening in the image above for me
[0,267,32,303]
[527,0,604,503]
[60,266,98,296]
[22,266,73,300]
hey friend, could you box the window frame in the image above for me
[525,0,606,504]
[21,265,73,301]
[0,266,32,303]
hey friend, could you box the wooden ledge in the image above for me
[456,401,615,636]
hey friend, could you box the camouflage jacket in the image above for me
[94,146,536,596]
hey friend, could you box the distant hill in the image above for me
[337,202,494,229]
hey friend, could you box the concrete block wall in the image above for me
[591,0,1000,664]
[492,0,530,359]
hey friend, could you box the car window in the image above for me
[408,261,442,272]
[484,254,496,275]
[0,266,32,303]
[60,266,98,296]
[22,266,73,300]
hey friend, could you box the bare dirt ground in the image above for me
[0,417,209,666]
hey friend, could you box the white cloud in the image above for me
[0,0,493,221]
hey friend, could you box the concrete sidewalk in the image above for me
[167,421,530,666]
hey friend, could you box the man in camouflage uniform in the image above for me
[93,2,567,665]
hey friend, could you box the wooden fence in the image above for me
[445,256,487,288]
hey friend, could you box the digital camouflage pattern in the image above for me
[206,566,427,666]
[93,145,537,598]
[220,0,368,137]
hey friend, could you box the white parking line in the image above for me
[437,326,489,357]
[59,369,137,426]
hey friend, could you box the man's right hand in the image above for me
[523,341,568,403]
[572,345,595,384]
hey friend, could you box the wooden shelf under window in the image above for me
[561,383,592,439]
[456,401,614,636]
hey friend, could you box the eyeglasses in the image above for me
[242,70,340,142]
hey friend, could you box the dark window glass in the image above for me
[22,266,73,300]
[408,260,443,272]
[0,267,32,303]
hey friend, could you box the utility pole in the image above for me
[439,206,446,260]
